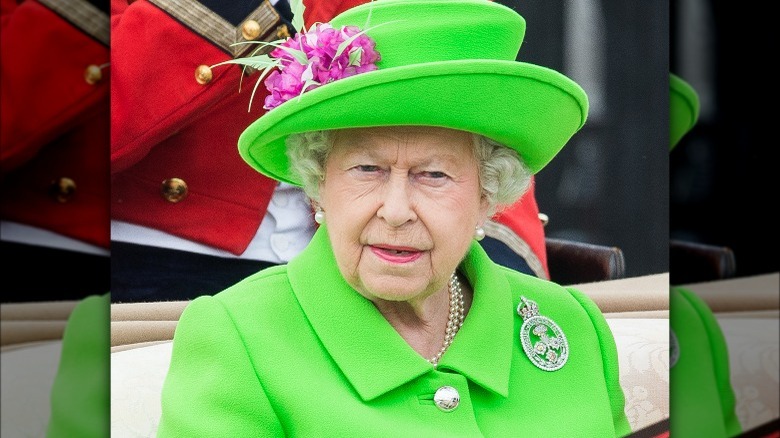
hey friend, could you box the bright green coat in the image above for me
[47,293,110,438]
[157,226,631,437]
[670,287,741,437]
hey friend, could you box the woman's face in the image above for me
[319,126,489,304]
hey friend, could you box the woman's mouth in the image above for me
[369,245,424,263]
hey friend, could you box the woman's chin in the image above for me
[370,290,425,303]
[356,279,434,304]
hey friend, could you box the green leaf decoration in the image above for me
[233,40,309,65]
[300,64,314,83]
[297,79,321,103]
[290,0,306,33]
[365,0,375,28]
[333,20,399,61]
[348,47,363,67]
[211,54,276,71]
[247,59,283,111]
[301,79,320,94]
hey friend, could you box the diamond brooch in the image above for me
[517,296,569,371]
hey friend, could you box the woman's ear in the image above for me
[479,194,492,221]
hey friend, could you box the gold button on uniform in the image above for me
[276,24,290,40]
[195,65,213,85]
[433,386,460,412]
[50,177,76,203]
[84,65,102,84]
[161,178,188,203]
[242,19,261,40]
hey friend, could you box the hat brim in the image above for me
[239,59,588,185]
[670,73,700,150]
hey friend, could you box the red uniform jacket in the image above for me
[1,0,110,248]
[110,0,366,256]
[492,180,549,278]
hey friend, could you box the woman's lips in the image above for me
[369,245,424,263]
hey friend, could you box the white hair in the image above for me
[286,129,533,215]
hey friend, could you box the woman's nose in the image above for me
[376,174,417,227]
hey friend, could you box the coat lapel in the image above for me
[287,226,514,401]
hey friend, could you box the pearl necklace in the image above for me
[429,272,465,367]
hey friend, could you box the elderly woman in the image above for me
[157,0,631,436]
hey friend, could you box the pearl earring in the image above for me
[474,225,485,241]
[314,209,325,224]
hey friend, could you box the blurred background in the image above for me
[670,0,777,280]
[497,0,670,278]
[670,2,778,437]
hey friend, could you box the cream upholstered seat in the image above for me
[1,300,77,437]
[1,340,64,437]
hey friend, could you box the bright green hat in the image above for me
[670,73,700,150]
[238,0,589,186]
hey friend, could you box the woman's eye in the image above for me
[424,171,447,179]
[356,165,380,172]
[416,171,450,186]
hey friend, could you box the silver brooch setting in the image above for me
[517,296,569,371]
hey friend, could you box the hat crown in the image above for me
[330,0,526,68]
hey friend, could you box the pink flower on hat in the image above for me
[263,23,380,110]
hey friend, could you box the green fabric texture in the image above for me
[669,73,700,150]
[46,293,110,438]
[238,0,589,184]
[157,226,630,437]
[669,287,741,437]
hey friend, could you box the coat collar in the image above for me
[287,226,513,402]
[146,0,290,57]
